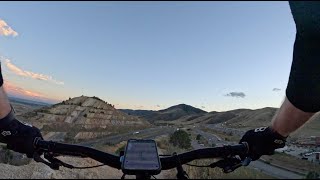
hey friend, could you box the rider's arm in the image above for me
[0,62,43,157]
[240,2,320,160]
[271,97,315,137]
[271,2,320,137]
[0,62,11,119]
[0,87,12,119]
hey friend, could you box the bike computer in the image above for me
[121,139,161,175]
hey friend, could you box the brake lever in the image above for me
[241,157,252,166]
[44,153,75,169]
[33,152,60,170]
[209,156,250,173]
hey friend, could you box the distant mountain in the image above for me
[119,109,155,117]
[20,96,151,142]
[8,96,51,107]
[121,104,207,124]
[159,104,207,114]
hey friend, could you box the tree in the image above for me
[169,130,191,149]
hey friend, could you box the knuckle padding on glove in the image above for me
[239,127,286,161]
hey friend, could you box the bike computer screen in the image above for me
[122,139,161,175]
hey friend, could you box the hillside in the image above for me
[122,104,207,124]
[119,109,155,117]
[20,96,151,142]
[217,107,277,128]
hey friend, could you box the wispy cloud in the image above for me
[3,80,60,103]
[201,106,206,109]
[3,59,64,85]
[224,92,246,98]
[272,88,281,91]
[0,19,18,37]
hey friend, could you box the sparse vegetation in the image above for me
[0,145,31,166]
[305,171,320,179]
[92,96,103,101]
[261,152,320,175]
[37,108,50,114]
[200,127,240,142]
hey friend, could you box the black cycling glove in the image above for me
[0,109,43,158]
[239,127,286,161]
[0,62,3,87]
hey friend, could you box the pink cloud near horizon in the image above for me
[3,59,64,85]
[0,19,18,37]
[3,80,61,104]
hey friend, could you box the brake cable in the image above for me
[185,163,211,168]
[184,156,252,173]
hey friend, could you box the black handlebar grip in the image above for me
[34,138,53,151]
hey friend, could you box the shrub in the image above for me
[169,130,191,149]
[196,134,202,140]
[115,144,126,155]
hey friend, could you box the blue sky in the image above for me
[0,1,296,111]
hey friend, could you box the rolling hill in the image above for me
[121,104,207,124]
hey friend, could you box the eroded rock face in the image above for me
[21,96,151,142]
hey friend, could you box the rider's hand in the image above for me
[239,127,286,161]
[0,109,43,158]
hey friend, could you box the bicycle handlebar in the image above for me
[34,138,249,170]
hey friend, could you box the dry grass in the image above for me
[184,159,275,179]
[200,127,241,142]
[261,152,320,175]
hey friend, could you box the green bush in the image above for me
[169,130,191,149]
[196,134,202,140]
[115,144,126,155]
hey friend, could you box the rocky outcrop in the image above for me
[21,96,151,142]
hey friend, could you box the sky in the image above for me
[0,1,296,112]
